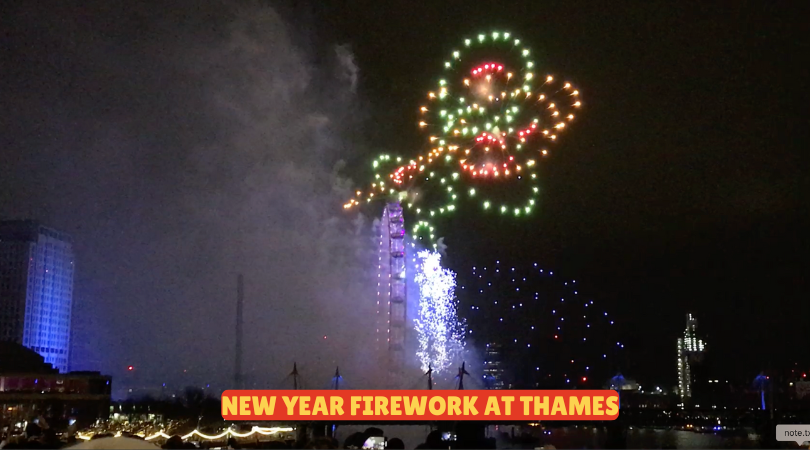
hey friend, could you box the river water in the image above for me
[518,426,764,449]
[335,424,787,449]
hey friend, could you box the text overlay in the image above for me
[221,390,619,421]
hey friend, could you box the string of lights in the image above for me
[76,427,294,442]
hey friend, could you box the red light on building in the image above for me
[127,366,134,371]
[582,377,587,382]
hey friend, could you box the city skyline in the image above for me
[0,0,806,394]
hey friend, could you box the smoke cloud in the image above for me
[335,45,359,94]
[0,1,388,395]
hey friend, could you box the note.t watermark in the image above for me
[776,425,810,446]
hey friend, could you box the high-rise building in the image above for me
[677,313,706,406]
[1,342,110,427]
[0,220,74,372]
[483,343,505,389]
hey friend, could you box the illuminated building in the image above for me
[0,342,111,427]
[607,373,639,391]
[0,220,74,372]
[483,343,504,389]
[677,313,706,405]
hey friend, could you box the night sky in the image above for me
[317,1,810,382]
[1,0,808,391]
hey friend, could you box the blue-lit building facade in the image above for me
[0,220,74,372]
[483,343,505,389]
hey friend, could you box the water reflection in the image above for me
[492,426,768,449]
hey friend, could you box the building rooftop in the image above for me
[0,341,59,374]
[0,219,73,243]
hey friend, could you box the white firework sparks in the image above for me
[414,250,465,373]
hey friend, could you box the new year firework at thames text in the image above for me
[222,390,618,420]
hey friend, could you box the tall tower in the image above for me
[677,313,706,406]
[377,201,406,377]
[0,220,74,372]
[483,343,505,389]
[234,274,244,389]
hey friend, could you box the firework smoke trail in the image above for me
[413,250,465,374]
[0,1,389,393]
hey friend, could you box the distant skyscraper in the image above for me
[0,220,74,372]
[483,343,505,389]
[677,313,706,406]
